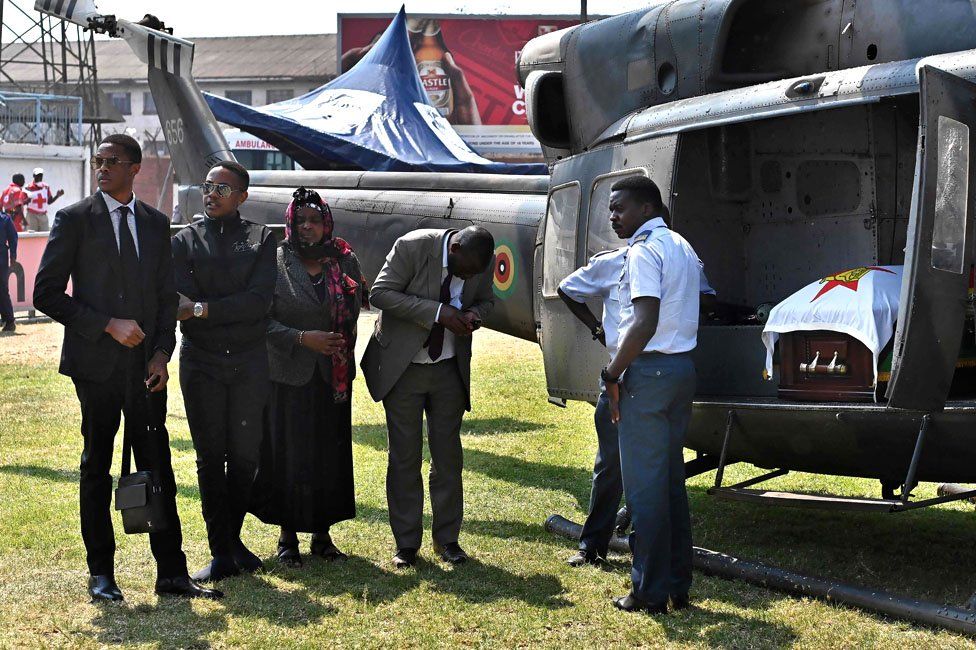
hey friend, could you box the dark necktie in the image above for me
[425,271,454,361]
[117,206,143,322]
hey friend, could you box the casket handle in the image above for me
[799,351,820,373]
[800,350,848,375]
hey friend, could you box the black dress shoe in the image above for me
[392,548,417,568]
[1,322,15,333]
[434,542,469,565]
[88,574,124,602]
[566,550,604,567]
[155,575,223,600]
[231,538,263,573]
[612,593,668,615]
[310,533,347,561]
[191,555,240,582]
[671,594,691,610]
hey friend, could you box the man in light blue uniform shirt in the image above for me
[558,247,715,568]
[558,248,627,566]
[601,176,703,615]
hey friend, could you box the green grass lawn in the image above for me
[1,320,975,648]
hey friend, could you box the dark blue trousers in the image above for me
[617,352,695,605]
[0,263,13,325]
[578,389,624,557]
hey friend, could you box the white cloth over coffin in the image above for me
[762,265,905,385]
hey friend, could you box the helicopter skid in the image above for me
[686,398,976,485]
[545,515,976,636]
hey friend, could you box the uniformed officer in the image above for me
[172,161,277,582]
[559,245,715,568]
[557,247,626,566]
[600,175,703,615]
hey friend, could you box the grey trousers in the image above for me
[617,352,696,605]
[383,359,467,550]
[25,212,49,231]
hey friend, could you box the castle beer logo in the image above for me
[418,60,451,115]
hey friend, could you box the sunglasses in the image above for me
[200,181,241,198]
[90,156,136,170]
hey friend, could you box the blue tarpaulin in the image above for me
[204,9,547,175]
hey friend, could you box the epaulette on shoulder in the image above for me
[632,232,651,245]
[591,248,623,260]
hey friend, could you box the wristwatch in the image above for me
[600,366,620,384]
[591,325,605,341]
[193,302,204,318]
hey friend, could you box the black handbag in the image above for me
[114,390,171,535]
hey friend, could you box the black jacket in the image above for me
[33,192,177,382]
[172,212,276,354]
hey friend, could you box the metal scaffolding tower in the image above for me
[0,0,120,148]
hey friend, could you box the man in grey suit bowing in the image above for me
[362,226,495,568]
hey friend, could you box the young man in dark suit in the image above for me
[34,134,220,602]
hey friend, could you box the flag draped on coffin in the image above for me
[761,265,905,384]
[203,8,547,175]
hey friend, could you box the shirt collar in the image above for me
[101,190,136,216]
[627,217,667,245]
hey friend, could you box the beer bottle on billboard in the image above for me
[412,19,454,118]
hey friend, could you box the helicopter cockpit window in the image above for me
[932,115,969,274]
[586,170,647,259]
[542,182,581,298]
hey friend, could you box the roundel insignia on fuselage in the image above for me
[493,241,516,299]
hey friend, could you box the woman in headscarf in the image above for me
[252,187,368,566]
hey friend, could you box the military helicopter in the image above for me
[36,0,976,631]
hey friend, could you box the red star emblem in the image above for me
[811,266,895,302]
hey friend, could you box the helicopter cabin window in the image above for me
[542,183,580,298]
[932,116,969,274]
[586,170,646,259]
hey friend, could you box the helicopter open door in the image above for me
[886,66,976,411]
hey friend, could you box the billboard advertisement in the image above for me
[338,14,579,161]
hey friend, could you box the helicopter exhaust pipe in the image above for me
[545,514,976,636]
[937,483,976,504]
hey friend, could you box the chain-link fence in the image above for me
[0,91,83,145]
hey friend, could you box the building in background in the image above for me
[4,33,335,212]
[91,34,336,156]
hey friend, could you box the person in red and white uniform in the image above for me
[23,167,64,231]
[1,174,28,232]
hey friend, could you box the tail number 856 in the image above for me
[164,118,184,144]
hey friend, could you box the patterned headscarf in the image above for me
[284,187,368,403]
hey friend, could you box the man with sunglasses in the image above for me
[34,133,221,602]
[171,161,277,582]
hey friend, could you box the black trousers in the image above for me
[71,346,187,578]
[180,343,269,557]
[0,263,13,324]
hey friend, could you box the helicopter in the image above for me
[36,0,976,511]
[33,0,976,631]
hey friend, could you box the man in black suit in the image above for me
[34,134,220,602]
